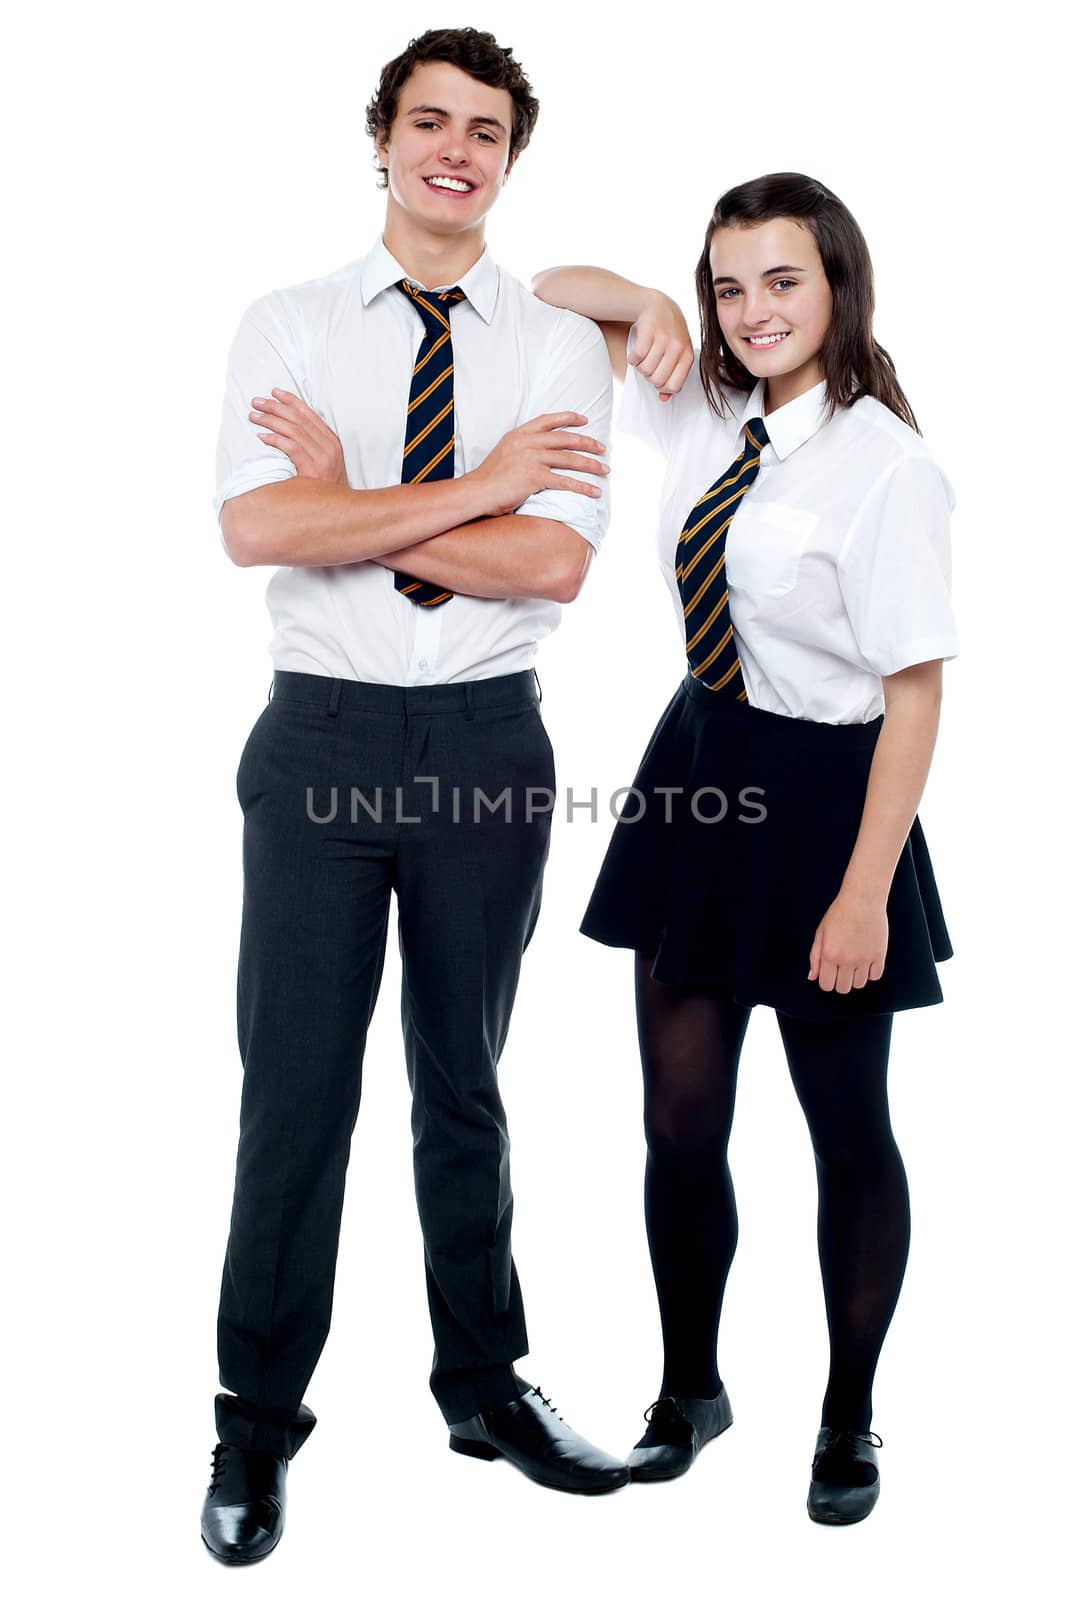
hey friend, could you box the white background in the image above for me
[5,2,1061,1595]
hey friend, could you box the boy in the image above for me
[201,26,625,1566]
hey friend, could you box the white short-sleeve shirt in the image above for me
[213,236,613,685]
[616,328,959,724]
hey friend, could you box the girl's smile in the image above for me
[711,217,833,410]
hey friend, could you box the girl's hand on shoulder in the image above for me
[808,889,889,995]
[629,292,694,403]
[249,389,348,487]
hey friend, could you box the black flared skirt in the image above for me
[579,674,953,1019]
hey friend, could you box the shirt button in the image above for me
[418,659,429,671]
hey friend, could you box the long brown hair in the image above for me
[366,27,540,189]
[695,173,919,433]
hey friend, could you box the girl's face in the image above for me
[710,218,833,401]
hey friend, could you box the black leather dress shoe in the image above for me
[449,1384,630,1494]
[807,1428,883,1525]
[200,1442,288,1564]
[625,1389,733,1481]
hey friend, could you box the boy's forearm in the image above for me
[224,472,491,568]
[376,514,592,602]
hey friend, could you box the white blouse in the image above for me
[616,328,960,724]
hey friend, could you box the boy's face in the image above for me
[376,61,516,238]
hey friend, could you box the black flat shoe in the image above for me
[625,1389,733,1482]
[200,1442,288,1564]
[449,1383,630,1495]
[807,1427,883,1525]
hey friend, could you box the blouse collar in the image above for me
[737,376,830,462]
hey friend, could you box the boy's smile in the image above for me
[376,60,516,246]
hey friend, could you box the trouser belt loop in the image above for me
[327,680,342,717]
[533,668,543,705]
[464,683,475,721]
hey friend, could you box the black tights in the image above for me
[635,955,909,1433]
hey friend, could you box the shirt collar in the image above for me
[736,377,830,462]
[361,233,499,323]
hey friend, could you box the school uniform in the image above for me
[210,236,613,1456]
[580,328,959,1019]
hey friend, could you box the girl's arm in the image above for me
[842,660,943,902]
[808,659,944,993]
[532,266,694,398]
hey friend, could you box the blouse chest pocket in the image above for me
[726,499,818,602]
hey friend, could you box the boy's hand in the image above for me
[249,389,348,487]
[470,412,609,517]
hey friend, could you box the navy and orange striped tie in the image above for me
[675,416,770,701]
[393,278,466,606]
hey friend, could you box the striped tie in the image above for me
[393,278,466,607]
[675,416,771,701]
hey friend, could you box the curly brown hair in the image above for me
[366,27,540,188]
[695,172,920,433]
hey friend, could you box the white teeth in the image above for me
[748,332,789,346]
[426,176,472,192]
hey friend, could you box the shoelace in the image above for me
[207,1442,231,1495]
[642,1395,695,1446]
[812,1429,884,1471]
[531,1385,564,1421]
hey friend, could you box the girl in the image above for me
[532,172,959,1525]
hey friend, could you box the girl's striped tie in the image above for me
[675,416,770,701]
[393,279,467,607]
